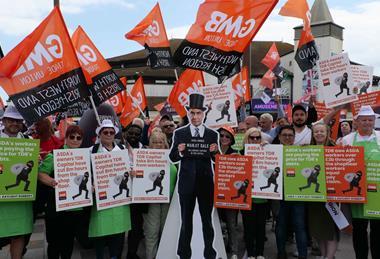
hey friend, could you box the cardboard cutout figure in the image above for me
[168,92,222,259]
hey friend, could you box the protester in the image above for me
[245,115,259,129]
[34,118,64,160]
[122,124,146,259]
[309,123,338,259]
[159,114,176,146]
[89,120,131,259]
[292,101,317,145]
[237,121,248,133]
[342,106,380,259]
[38,125,87,259]
[143,131,177,259]
[0,105,33,259]
[275,125,308,259]
[240,127,268,259]
[336,120,352,145]
[217,126,239,259]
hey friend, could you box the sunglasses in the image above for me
[163,124,175,129]
[280,134,295,138]
[220,133,231,139]
[102,130,115,136]
[249,135,261,141]
[69,135,82,141]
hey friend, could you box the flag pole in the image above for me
[0,44,4,59]
[173,68,179,81]
[128,75,146,118]
[88,95,101,125]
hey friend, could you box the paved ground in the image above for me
[0,215,366,259]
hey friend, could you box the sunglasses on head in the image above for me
[249,135,261,141]
[69,135,82,141]
[102,130,115,136]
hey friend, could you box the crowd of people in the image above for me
[0,94,379,259]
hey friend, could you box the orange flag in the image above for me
[108,77,128,115]
[125,3,174,69]
[167,69,205,117]
[231,66,250,109]
[173,0,278,78]
[260,69,275,89]
[0,7,88,124]
[72,26,125,105]
[120,76,147,127]
[279,0,310,29]
[261,43,284,80]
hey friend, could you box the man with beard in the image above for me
[122,124,146,259]
[292,99,318,145]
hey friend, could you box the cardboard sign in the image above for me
[283,146,327,202]
[363,160,380,218]
[91,150,131,210]
[214,154,252,210]
[350,91,380,117]
[132,149,170,203]
[317,53,358,108]
[231,133,244,151]
[53,148,93,211]
[351,65,373,95]
[325,146,366,203]
[0,138,39,201]
[202,84,238,129]
[245,144,283,200]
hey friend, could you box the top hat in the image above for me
[185,93,207,111]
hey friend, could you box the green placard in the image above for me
[232,133,244,151]
[283,145,327,202]
[363,161,380,218]
[0,138,40,201]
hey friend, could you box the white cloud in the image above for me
[0,0,135,36]
[166,25,191,39]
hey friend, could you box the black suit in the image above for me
[169,124,218,259]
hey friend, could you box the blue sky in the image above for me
[0,0,379,100]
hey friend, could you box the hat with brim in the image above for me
[2,105,24,120]
[95,119,119,136]
[218,126,236,146]
[354,105,376,119]
[185,93,207,111]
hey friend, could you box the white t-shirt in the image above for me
[342,131,380,146]
[294,127,312,146]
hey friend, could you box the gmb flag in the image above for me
[125,3,174,69]
[0,7,88,124]
[173,0,278,78]
[72,26,125,106]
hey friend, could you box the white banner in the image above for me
[54,148,93,212]
[351,65,374,95]
[325,202,350,230]
[91,150,131,210]
[132,149,170,203]
[245,144,283,200]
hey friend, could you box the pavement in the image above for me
[0,215,366,259]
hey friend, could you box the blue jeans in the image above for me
[275,201,308,258]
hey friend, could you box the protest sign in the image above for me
[350,91,380,117]
[317,53,357,108]
[0,138,39,201]
[231,133,244,151]
[351,65,373,95]
[363,160,380,218]
[214,154,252,210]
[245,144,283,200]
[202,84,238,129]
[91,150,131,210]
[283,146,327,202]
[132,149,170,203]
[53,148,92,211]
[325,146,366,203]
[0,7,88,124]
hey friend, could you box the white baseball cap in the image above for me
[355,105,376,119]
[95,119,119,136]
[2,105,24,120]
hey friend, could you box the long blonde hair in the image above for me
[243,127,262,145]
[149,131,169,149]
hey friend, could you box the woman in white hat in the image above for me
[89,119,131,259]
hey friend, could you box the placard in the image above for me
[325,146,366,203]
[132,149,170,203]
[91,150,131,210]
[283,146,327,202]
[0,138,39,201]
[363,161,380,218]
[214,154,252,210]
[54,148,93,211]
[245,144,283,200]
